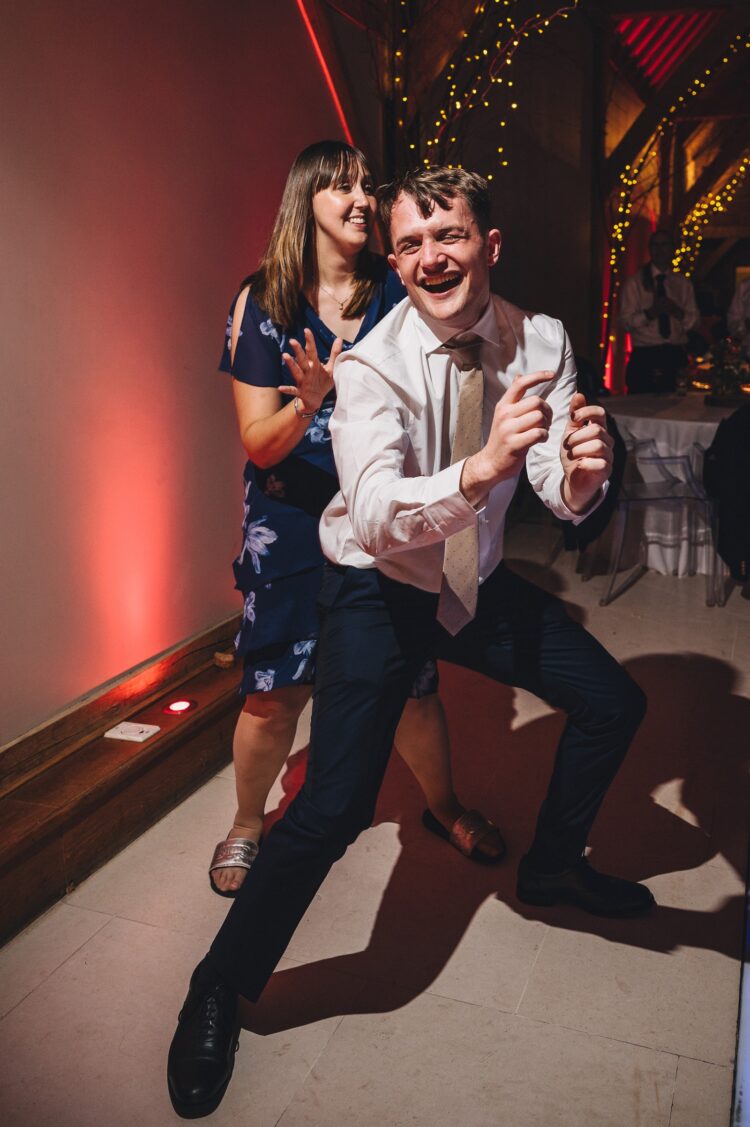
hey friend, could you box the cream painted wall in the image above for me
[0,0,344,743]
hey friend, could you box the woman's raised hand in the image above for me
[279,329,343,413]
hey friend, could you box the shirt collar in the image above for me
[411,296,499,355]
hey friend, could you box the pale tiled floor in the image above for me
[1,516,748,1127]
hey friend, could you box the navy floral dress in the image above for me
[220,261,439,698]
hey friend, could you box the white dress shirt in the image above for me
[319,294,603,592]
[728,278,750,354]
[619,264,699,348]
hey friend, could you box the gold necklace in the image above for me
[318,280,353,313]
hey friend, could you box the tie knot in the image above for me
[445,333,483,372]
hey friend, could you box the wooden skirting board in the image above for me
[0,619,242,946]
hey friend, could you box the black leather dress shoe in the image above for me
[516,856,655,917]
[167,960,239,1119]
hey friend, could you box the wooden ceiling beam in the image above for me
[609,35,655,103]
[695,236,737,278]
[701,224,750,237]
[676,111,750,120]
[681,130,750,215]
[603,3,750,193]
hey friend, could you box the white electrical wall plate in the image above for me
[104,721,161,742]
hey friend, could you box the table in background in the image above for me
[605,393,734,578]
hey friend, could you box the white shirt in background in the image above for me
[728,278,750,354]
[619,264,699,348]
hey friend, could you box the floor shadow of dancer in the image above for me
[242,641,747,1035]
[511,651,748,961]
[243,671,523,1034]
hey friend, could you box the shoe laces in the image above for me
[201,993,221,1035]
[183,983,233,1038]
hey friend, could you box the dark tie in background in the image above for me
[655,274,671,339]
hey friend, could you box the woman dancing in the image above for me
[210,140,505,896]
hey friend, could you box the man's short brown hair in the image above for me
[378,167,492,244]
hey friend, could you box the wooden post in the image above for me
[587,4,609,376]
[673,121,690,227]
[658,128,674,228]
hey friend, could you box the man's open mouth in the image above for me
[421,274,461,294]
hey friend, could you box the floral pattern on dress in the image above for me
[225,312,240,353]
[238,516,278,573]
[235,590,257,650]
[307,404,334,445]
[254,668,276,692]
[291,639,316,681]
[242,591,256,626]
[259,318,287,352]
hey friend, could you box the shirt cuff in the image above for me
[435,459,480,527]
[559,479,610,524]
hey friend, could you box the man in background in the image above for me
[728,276,750,356]
[620,230,699,393]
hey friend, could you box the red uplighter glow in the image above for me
[295,0,354,145]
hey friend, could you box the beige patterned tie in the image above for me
[436,334,484,635]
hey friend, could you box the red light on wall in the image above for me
[295,0,354,145]
[163,699,197,715]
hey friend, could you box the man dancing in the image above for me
[168,167,652,1118]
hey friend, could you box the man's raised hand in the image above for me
[560,392,613,514]
[460,370,554,505]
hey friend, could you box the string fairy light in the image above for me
[424,1,579,173]
[674,153,750,276]
[600,28,750,376]
[388,0,579,176]
[392,0,410,131]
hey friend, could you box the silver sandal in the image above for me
[208,837,260,898]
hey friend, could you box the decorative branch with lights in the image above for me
[386,0,580,178]
[423,0,579,176]
[674,153,750,276]
[600,28,750,374]
[390,0,412,142]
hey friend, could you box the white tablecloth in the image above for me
[606,393,733,576]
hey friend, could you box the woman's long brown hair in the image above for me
[249,140,382,330]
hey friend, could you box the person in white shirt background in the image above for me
[728,276,750,356]
[619,229,700,393]
[167,166,654,1120]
